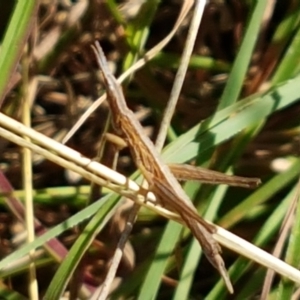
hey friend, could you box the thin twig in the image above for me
[62,0,194,144]
[91,205,139,300]
[155,0,206,151]
[260,181,300,300]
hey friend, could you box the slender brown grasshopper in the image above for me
[93,42,260,293]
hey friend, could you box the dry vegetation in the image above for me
[0,0,300,299]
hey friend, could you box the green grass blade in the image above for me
[0,285,27,300]
[44,195,120,299]
[219,159,300,228]
[0,194,116,269]
[123,0,160,72]
[272,25,300,82]
[235,269,265,299]
[163,74,300,165]
[137,221,183,300]
[217,0,268,109]
[276,186,300,299]
[173,184,229,299]
[151,52,230,72]
[271,5,300,84]
[106,0,124,24]
[0,0,38,103]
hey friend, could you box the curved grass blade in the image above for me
[163,74,300,165]
[0,194,116,270]
[44,195,121,299]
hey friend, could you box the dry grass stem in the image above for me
[0,120,299,286]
